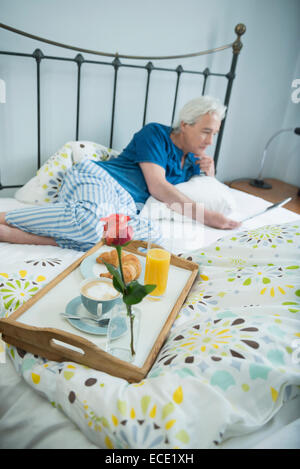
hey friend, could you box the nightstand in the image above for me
[226,178,300,215]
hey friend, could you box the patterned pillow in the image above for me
[36,142,74,203]
[14,141,119,205]
[70,141,119,164]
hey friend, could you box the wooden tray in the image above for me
[0,240,198,383]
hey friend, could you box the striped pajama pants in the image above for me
[5,159,163,251]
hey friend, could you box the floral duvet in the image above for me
[1,222,300,449]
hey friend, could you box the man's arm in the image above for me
[139,162,240,230]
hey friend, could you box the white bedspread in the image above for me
[0,191,300,449]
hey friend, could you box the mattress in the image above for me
[0,191,300,450]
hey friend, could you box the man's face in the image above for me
[180,112,221,156]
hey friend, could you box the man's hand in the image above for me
[204,210,241,230]
[195,154,215,177]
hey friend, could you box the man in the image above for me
[0,96,240,251]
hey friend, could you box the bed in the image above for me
[1,23,300,450]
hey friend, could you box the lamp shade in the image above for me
[250,127,300,189]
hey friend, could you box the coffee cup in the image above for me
[80,278,121,317]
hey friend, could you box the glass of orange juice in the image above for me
[144,248,171,297]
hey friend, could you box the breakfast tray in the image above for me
[0,240,198,383]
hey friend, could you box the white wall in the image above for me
[0,0,299,197]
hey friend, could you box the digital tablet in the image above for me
[240,197,292,222]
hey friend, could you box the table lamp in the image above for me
[250,127,300,189]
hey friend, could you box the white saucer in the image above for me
[64,297,126,338]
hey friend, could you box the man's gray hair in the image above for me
[172,96,226,133]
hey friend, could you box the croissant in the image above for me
[96,250,125,267]
[97,251,142,283]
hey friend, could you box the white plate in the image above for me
[80,252,108,279]
[80,248,146,282]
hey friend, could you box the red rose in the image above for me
[99,213,155,357]
[101,214,133,246]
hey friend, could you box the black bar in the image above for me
[0,50,33,58]
[0,184,23,189]
[0,50,228,77]
[213,24,246,168]
[143,62,153,126]
[171,65,183,125]
[33,49,44,170]
[75,54,84,141]
[214,53,239,168]
[37,58,41,169]
[201,68,210,95]
[42,55,75,63]
[82,60,226,77]
[110,56,121,148]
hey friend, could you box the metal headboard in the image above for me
[0,22,246,191]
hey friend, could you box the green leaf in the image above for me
[101,261,125,293]
[123,281,156,305]
[262,277,271,284]
[112,276,125,294]
[4,298,14,309]
[162,402,175,419]
[141,395,151,415]
[243,278,251,286]
[175,429,189,444]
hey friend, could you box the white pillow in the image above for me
[70,141,119,164]
[140,176,237,222]
[14,175,46,205]
[14,141,119,205]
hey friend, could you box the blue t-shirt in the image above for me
[94,123,200,207]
